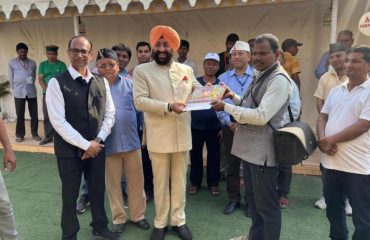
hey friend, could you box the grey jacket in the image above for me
[231,64,291,167]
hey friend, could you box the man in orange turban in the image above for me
[133,25,200,240]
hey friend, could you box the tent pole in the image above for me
[73,16,79,36]
[330,0,338,43]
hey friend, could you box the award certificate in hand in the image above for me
[184,84,226,111]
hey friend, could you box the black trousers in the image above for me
[14,97,38,138]
[223,126,242,203]
[57,153,108,240]
[277,164,292,198]
[190,128,220,188]
[139,130,153,194]
[243,161,281,240]
[42,95,54,140]
[323,168,370,240]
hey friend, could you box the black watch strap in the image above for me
[94,137,104,144]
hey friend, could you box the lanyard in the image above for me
[235,72,252,87]
[17,58,29,72]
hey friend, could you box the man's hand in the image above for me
[170,102,187,114]
[84,140,104,160]
[211,100,225,111]
[219,83,235,100]
[229,122,237,133]
[217,129,223,143]
[81,152,92,160]
[318,137,338,155]
[3,149,16,172]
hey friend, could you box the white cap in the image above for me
[230,40,250,53]
[204,52,220,62]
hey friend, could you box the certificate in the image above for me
[184,84,226,111]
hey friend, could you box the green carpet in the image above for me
[1,151,354,240]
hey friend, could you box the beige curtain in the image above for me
[0,0,369,127]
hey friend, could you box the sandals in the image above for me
[189,186,199,195]
[210,186,221,196]
[189,186,221,196]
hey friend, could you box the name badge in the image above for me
[26,76,33,84]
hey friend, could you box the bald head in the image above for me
[68,36,92,51]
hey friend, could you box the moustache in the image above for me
[157,51,169,55]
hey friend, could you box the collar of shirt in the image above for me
[230,65,253,76]
[329,69,338,77]
[17,57,29,62]
[329,69,348,82]
[119,68,128,77]
[197,76,220,85]
[253,62,279,79]
[111,75,124,87]
[339,78,370,90]
[68,65,94,83]
[284,51,293,57]
[175,58,192,65]
[229,65,253,84]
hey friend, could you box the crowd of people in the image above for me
[1,25,370,240]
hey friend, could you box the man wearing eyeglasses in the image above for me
[46,36,117,240]
[96,48,149,235]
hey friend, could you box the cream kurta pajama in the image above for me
[133,61,199,228]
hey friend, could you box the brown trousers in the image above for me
[105,149,146,224]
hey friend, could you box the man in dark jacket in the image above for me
[46,36,117,240]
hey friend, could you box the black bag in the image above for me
[273,121,317,165]
[249,69,317,165]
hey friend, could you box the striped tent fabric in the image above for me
[0,0,301,21]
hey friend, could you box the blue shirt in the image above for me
[191,77,221,130]
[283,79,301,125]
[218,65,254,126]
[119,68,128,77]
[315,51,329,79]
[105,76,140,155]
[8,57,37,98]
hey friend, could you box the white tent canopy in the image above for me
[0,0,298,21]
[0,0,191,19]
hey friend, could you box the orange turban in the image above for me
[150,25,180,51]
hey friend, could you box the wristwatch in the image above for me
[94,137,104,144]
[168,103,172,112]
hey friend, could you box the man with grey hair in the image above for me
[212,33,291,240]
[315,30,354,79]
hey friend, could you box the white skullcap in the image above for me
[230,41,250,53]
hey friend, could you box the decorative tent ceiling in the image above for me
[0,0,301,21]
